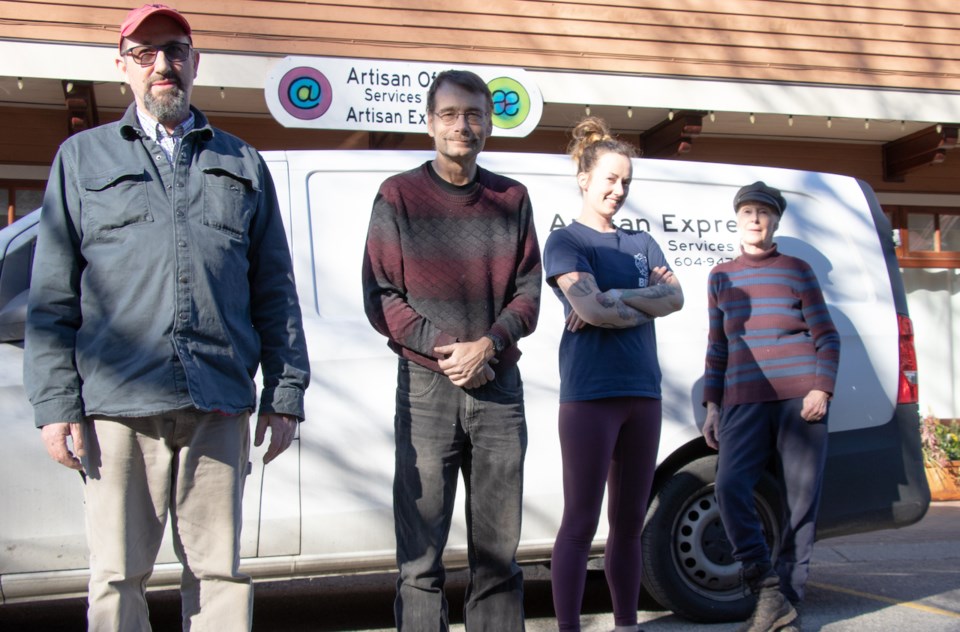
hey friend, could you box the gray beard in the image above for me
[144,88,189,127]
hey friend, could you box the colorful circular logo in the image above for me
[278,67,333,120]
[488,77,530,130]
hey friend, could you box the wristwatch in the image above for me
[484,332,505,355]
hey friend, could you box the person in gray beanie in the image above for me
[701,181,840,632]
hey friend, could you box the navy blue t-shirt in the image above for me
[543,221,669,403]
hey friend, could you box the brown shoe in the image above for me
[735,567,797,632]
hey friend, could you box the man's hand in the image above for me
[435,339,495,387]
[460,363,496,389]
[41,422,85,471]
[255,413,298,464]
[702,404,721,451]
[800,389,830,422]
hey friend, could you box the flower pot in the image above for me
[925,461,960,501]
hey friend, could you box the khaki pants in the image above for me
[81,410,252,632]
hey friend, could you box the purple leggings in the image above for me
[550,397,662,631]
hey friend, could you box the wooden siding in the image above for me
[0,106,76,165]
[2,0,960,91]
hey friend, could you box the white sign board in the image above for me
[265,56,543,137]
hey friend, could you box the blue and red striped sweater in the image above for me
[703,245,840,407]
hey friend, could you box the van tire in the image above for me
[641,454,783,622]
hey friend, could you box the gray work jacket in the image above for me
[24,104,309,426]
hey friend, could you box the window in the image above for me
[1,181,44,228]
[885,206,960,268]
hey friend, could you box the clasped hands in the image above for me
[435,338,496,389]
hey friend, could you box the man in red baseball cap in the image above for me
[119,3,191,49]
[27,4,309,631]
[116,3,197,133]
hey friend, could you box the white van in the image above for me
[0,150,929,621]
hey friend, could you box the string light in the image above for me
[788,115,794,127]
[709,111,716,122]
[937,124,943,134]
[627,107,633,119]
[585,105,591,115]
[864,119,870,130]
[668,109,675,121]
[220,87,226,100]
[900,120,906,131]
[827,117,833,129]
[749,113,756,124]
[120,83,127,95]
[17,77,23,90]
[65,82,74,93]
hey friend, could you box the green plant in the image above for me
[921,414,960,468]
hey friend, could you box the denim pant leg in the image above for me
[394,359,467,632]
[715,402,777,568]
[461,364,527,632]
[773,398,829,604]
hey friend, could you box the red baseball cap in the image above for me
[119,4,191,50]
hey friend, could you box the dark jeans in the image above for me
[715,398,829,604]
[393,358,527,632]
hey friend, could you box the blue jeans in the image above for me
[393,358,527,632]
[715,398,829,604]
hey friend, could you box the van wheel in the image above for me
[641,454,782,622]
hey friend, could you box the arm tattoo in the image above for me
[597,293,617,308]
[592,298,652,328]
[565,277,596,297]
[561,273,653,328]
[623,284,677,299]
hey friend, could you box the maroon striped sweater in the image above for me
[703,245,840,407]
[362,162,542,372]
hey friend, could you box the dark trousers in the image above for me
[393,358,527,632]
[551,397,662,631]
[715,398,828,604]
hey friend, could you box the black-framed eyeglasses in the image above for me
[121,42,192,67]
[433,110,487,125]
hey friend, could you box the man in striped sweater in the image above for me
[702,182,840,632]
[362,70,541,631]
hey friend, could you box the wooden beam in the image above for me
[640,110,705,158]
[61,80,99,136]
[883,124,958,181]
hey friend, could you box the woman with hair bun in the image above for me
[543,117,684,631]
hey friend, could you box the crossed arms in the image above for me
[554,266,684,331]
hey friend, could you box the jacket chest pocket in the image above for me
[80,169,153,239]
[201,168,257,238]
